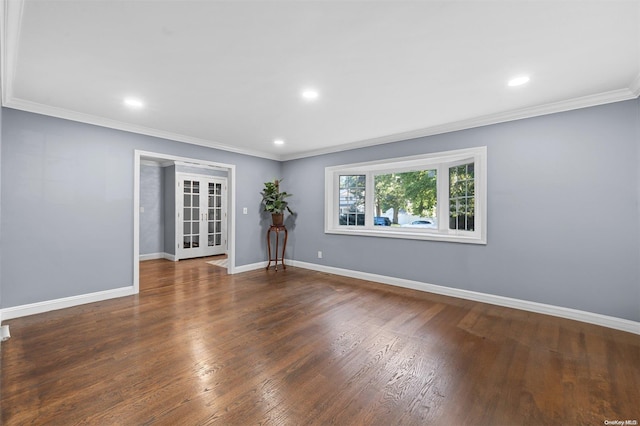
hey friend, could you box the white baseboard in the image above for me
[0,286,137,321]
[289,260,640,335]
[139,252,176,261]
[139,252,164,261]
[232,259,296,274]
[4,260,636,335]
[1,259,265,319]
[233,261,268,274]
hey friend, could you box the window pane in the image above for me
[449,162,475,231]
[339,175,366,226]
[374,169,437,227]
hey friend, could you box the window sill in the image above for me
[325,227,486,245]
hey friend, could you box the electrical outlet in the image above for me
[243,207,248,214]
[318,251,323,259]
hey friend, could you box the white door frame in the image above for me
[133,150,237,294]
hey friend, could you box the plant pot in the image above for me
[271,213,284,226]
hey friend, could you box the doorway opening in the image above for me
[133,150,236,293]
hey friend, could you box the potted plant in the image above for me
[261,179,293,226]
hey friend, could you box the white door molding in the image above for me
[134,150,237,293]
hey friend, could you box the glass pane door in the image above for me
[182,180,200,250]
[208,182,223,247]
[177,174,227,260]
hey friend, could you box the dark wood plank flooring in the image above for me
[1,258,638,425]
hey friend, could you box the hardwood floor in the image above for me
[1,258,638,425]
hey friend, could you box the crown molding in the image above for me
[4,86,637,164]
[1,0,279,161]
[281,87,639,161]
[2,0,638,163]
[3,98,281,161]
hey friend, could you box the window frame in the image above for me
[324,146,487,244]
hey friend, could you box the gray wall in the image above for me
[282,99,640,322]
[139,164,164,255]
[0,108,281,308]
[1,100,638,322]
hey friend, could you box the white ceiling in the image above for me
[2,0,639,160]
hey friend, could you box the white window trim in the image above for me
[325,146,487,244]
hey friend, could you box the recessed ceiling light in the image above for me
[274,139,285,146]
[508,76,530,87]
[301,89,319,101]
[123,97,144,108]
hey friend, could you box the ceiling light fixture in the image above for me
[301,89,319,101]
[274,139,285,146]
[508,76,530,87]
[123,97,145,108]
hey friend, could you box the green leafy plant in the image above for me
[261,179,294,215]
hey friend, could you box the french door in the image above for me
[177,174,227,260]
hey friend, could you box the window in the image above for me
[339,175,366,226]
[449,163,475,232]
[325,147,487,244]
